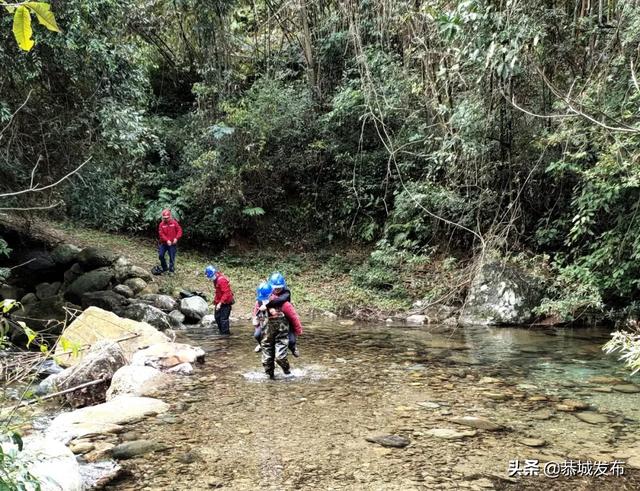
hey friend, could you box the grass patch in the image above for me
[51,223,416,318]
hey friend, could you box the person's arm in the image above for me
[173,220,183,244]
[281,302,303,335]
[158,223,169,244]
[216,277,233,307]
[267,289,290,308]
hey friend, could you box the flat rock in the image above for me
[53,307,169,366]
[425,428,477,440]
[48,395,168,442]
[131,342,205,369]
[483,392,510,401]
[612,384,640,394]
[417,402,441,409]
[69,440,95,454]
[556,399,590,412]
[588,376,624,385]
[574,412,610,425]
[449,416,504,431]
[106,365,171,400]
[365,435,410,448]
[519,438,546,447]
[22,436,82,491]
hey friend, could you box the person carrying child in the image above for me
[252,281,290,379]
[266,272,302,357]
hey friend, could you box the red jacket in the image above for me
[158,218,183,243]
[252,299,303,336]
[213,273,234,305]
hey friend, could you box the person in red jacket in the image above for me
[205,265,234,335]
[158,209,183,274]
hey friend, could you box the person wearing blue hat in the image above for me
[266,272,301,357]
[252,281,272,352]
[205,265,234,335]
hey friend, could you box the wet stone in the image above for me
[177,451,201,464]
[111,440,164,460]
[425,429,478,440]
[365,435,411,448]
[612,384,640,394]
[519,438,546,447]
[417,402,441,409]
[574,412,610,425]
[449,416,504,432]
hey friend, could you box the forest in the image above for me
[1,0,640,321]
[3,2,640,490]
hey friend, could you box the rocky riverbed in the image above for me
[91,321,640,490]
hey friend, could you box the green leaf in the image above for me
[242,207,265,217]
[25,2,60,32]
[22,325,37,348]
[13,6,34,51]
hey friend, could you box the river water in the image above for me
[105,321,640,490]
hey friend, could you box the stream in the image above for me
[92,320,640,490]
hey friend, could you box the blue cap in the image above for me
[268,272,286,289]
[205,265,217,279]
[256,281,273,302]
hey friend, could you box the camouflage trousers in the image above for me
[261,315,290,377]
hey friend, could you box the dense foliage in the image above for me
[1,0,640,318]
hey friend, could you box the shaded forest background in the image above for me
[1,0,640,319]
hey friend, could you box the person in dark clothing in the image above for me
[205,265,234,335]
[158,209,183,274]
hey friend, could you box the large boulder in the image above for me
[51,341,127,407]
[458,261,544,326]
[106,365,170,400]
[131,342,205,369]
[13,296,67,334]
[65,268,115,304]
[35,281,61,299]
[122,303,179,331]
[53,307,169,366]
[81,290,128,313]
[51,243,82,266]
[47,395,169,443]
[23,250,58,279]
[168,310,185,324]
[200,314,217,329]
[113,284,134,298]
[179,296,209,322]
[124,277,147,295]
[21,436,82,491]
[113,257,153,283]
[63,263,84,286]
[77,247,117,270]
[0,284,22,300]
[139,294,177,312]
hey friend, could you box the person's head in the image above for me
[268,272,286,293]
[205,265,217,280]
[256,281,273,302]
[161,209,171,221]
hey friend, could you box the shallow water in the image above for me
[107,321,640,490]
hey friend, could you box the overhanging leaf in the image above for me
[13,6,34,51]
[25,2,60,32]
